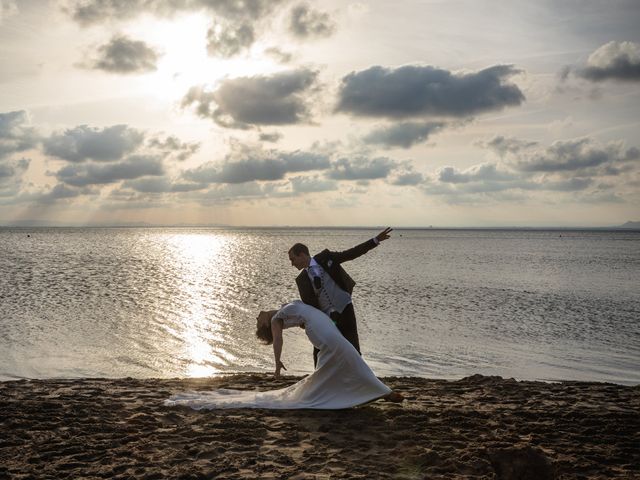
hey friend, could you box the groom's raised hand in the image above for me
[376,227,393,242]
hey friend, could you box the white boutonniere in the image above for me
[327,260,333,267]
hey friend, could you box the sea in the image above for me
[1,227,638,385]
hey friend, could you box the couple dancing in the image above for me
[166,228,402,410]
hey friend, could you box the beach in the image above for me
[1,374,637,479]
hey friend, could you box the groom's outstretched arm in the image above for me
[331,227,393,264]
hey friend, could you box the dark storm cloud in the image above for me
[43,124,145,162]
[207,22,254,57]
[290,175,337,193]
[336,64,524,119]
[64,0,283,25]
[0,110,39,159]
[515,138,639,173]
[85,35,160,74]
[327,156,396,181]
[182,147,330,184]
[56,155,164,186]
[289,3,335,39]
[363,121,445,149]
[477,135,538,157]
[574,41,640,82]
[182,69,319,128]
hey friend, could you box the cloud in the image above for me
[258,131,283,143]
[43,125,145,162]
[290,175,337,193]
[65,1,297,62]
[37,183,92,202]
[264,47,293,64]
[438,163,519,184]
[55,155,164,186]
[544,177,593,192]
[363,121,445,149]
[207,22,254,57]
[84,35,160,74]
[387,164,424,186]
[424,164,534,198]
[147,135,200,161]
[327,156,396,181]
[514,138,639,173]
[0,0,17,25]
[477,135,538,157]
[421,135,640,203]
[182,144,330,184]
[0,157,31,205]
[183,69,319,128]
[575,41,640,82]
[189,181,281,204]
[0,157,28,178]
[0,111,39,159]
[121,176,206,193]
[289,3,335,38]
[336,64,524,119]
[389,172,423,186]
[0,158,29,197]
[64,0,284,25]
[0,163,13,179]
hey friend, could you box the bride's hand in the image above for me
[274,361,287,379]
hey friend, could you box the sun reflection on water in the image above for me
[164,232,233,377]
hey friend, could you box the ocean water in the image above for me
[1,227,638,385]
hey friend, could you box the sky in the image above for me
[1,0,639,227]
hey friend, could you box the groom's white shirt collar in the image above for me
[306,258,321,280]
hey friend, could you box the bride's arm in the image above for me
[271,319,286,379]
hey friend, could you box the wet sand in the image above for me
[1,374,638,479]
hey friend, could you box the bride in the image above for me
[165,300,403,410]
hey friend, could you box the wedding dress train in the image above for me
[164,301,391,409]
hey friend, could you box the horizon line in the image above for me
[2,222,639,230]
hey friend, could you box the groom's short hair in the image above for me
[289,243,310,256]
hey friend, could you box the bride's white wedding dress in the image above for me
[164,301,391,409]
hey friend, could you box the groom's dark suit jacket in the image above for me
[295,238,378,363]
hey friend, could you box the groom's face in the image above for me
[289,251,309,270]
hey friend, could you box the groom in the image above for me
[288,227,393,365]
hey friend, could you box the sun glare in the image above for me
[130,14,282,101]
[164,233,235,377]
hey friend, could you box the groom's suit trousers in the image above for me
[313,303,360,366]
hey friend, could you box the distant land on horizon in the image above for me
[2,221,640,230]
